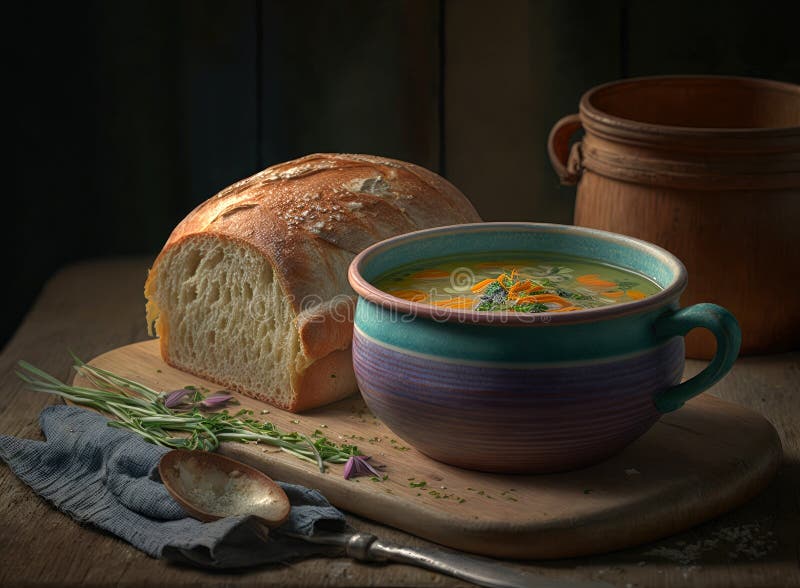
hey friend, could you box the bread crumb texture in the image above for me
[146,235,309,410]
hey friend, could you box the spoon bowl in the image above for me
[158,449,291,527]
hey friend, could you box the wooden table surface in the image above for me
[1,258,798,588]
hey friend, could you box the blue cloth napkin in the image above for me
[0,405,348,568]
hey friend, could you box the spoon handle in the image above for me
[308,531,611,588]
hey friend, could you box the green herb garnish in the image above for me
[513,302,548,313]
[616,280,638,291]
[16,357,359,472]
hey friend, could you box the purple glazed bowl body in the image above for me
[347,223,741,473]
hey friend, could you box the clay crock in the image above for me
[548,75,800,358]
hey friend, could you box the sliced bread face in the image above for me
[145,234,309,410]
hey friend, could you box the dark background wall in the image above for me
[8,0,800,348]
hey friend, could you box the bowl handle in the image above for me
[547,114,584,185]
[653,303,742,413]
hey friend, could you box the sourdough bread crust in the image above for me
[145,153,481,411]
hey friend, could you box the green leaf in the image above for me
[482,281,503,297]
[514,302,548,313]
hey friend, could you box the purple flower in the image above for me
[163,389,234,411]
[163,388,192,408]
[200,393,233,409]
[343,455,382,480]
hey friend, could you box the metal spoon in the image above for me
[159,450,612,588]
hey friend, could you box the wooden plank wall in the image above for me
[258,1,441,169]
[7,0,799,346]
[444,1,624,223]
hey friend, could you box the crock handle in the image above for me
[547,114,584,185]
[653,303,741,413]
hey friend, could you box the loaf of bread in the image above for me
[144,153,481,411]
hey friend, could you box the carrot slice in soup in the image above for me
[533,294,571,304]
[433,297,474,309]
[508,280,533,296]
[496,274,512,289]
[470,278,495,293]
[577,274,617,288]
[601,290,624,298]
[450,299,476,309]
[627,290,647,300]
[516,294,571,306]
[388,289,427,302]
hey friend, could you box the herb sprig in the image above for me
[16,356,360,472]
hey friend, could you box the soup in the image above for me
[373,254,661,313]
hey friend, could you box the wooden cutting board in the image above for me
[73,340,782,560]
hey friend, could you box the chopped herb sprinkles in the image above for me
[386,438,410,451]
[465,487,497,500]
[427,489,466,502]
[500,489,519,502]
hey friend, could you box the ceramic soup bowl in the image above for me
[347,223,741,473]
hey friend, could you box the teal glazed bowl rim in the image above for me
[348,222,688,325]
